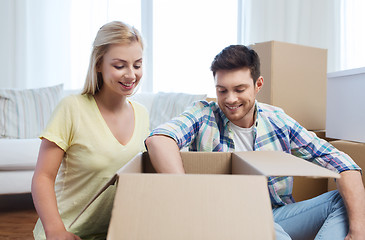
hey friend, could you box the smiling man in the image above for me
[145,45,365,239]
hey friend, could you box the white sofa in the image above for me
[0,85,206,195]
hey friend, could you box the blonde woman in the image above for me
[32,21,149,240]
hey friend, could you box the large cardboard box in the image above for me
[71,151,339,240]
[250,41,327,131]
[326,67,365,143]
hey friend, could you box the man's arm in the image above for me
[145,135,185,173]
[337,170,365,239]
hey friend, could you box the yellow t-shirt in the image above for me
[33,94,150,240]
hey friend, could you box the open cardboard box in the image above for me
[71,151,339,240]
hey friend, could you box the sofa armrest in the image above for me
[0,138,41,171]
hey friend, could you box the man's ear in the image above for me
[255,76,264,93]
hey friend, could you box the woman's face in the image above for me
[99,42,143,96]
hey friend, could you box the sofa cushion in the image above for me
[0,84,63,139]
[128,92,156,113]
[149,92,207,129]
[0,138,41,171]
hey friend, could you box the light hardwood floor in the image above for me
[0,193,38,240]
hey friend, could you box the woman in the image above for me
[32,21,149,240]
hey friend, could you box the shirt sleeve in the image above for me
[282,112,361,173]
[40,95,78,151]
[149,101,206,149]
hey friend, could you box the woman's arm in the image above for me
[31,139,81,240]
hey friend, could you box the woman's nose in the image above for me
[125,67,136,79]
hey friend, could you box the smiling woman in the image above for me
[31,21,150,240]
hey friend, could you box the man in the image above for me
[145,45,365,239]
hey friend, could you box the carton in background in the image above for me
[250,41,327,131]
[71,151,339,240]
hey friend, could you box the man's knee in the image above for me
[274,222,291,240]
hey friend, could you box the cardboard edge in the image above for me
[233,151,340,179]
[116,152,144,175]
[231,153,265,175]
[69,152,144,228]
[68,174,118,228]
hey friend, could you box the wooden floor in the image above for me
[0,193,38,240]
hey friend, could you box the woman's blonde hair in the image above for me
[82,21,144,95]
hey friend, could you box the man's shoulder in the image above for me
[257,102,286,115]
[256,102,293,125]
[190,100,221,113]
[256,102,300,129]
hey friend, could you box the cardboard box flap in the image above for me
[233,151,340,178]
[68,173,118,228]
[107,174,275,240]
[116,151,145,174]
[69,152,146,228]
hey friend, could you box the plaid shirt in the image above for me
[150,100,360,207]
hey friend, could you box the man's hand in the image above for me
[337,170,365,240]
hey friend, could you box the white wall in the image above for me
[0,1,16,88]
[0,0,71,89]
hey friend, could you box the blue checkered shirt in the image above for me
[150,100,360,207]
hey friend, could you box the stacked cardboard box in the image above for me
[250,41,327,131]
[328,140,365,190]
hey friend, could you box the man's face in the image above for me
[215,68,263,128]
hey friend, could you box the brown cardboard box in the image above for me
[292,177,329,202]
[250,41,327,131]
[71,151,339,240]
[291,130,338,203]
[328,140,365,191]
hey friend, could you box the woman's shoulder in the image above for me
[59,93,87,102]
[53,94,94,115]
[129,100,149,115]
[60,94,93,105]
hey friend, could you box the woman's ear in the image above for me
[95,58,103,73]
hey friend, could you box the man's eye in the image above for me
[217,89,226,93]
[236,89,245,93]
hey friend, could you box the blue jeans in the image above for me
[273,190,349,240]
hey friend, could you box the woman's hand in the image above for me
[46,229,82,240]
